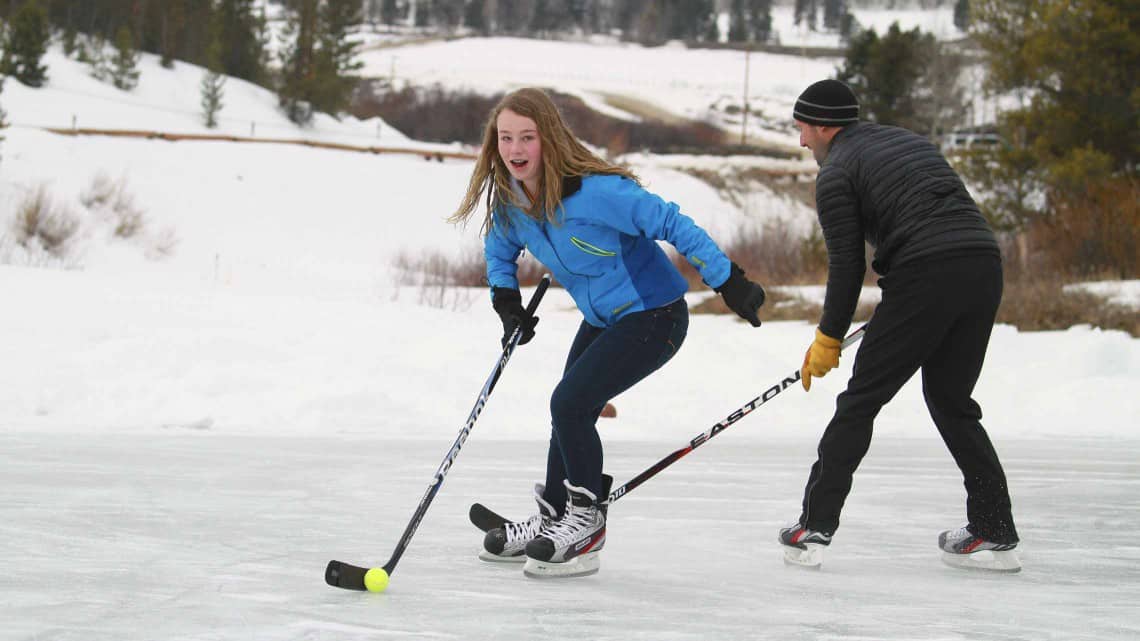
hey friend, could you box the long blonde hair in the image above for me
[449,87,639,235]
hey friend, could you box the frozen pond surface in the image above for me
[3,434,1139,641]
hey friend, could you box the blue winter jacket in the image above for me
[485,174,731,328]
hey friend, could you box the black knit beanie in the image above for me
[793,79,860,126]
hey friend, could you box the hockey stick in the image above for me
[607,323,867,504]
[325,274,551,592]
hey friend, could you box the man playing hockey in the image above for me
[780,79,1021,573]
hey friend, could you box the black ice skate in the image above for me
[779,522,832,569]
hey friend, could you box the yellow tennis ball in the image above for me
[363,568,389,593]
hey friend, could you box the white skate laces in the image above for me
[504,513,546,544]
[540,500,597,548]
[522,480,606,578]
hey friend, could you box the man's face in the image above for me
[796,120,834,166]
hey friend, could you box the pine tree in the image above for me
[960,0,1140,242]
[978,0,1138,176]
[837,22,964,136]
[310,0,364,116]
[278,0,318,125]
[953,0,970,31]
[156,0,188,69]
[435,0,464,32]
[728,0,748,42]
[823,0,845,31]
[85,35,111,82]
[381,0,401,28]
[663,0,714,41]
[200,16,226,128]
[3,0,50,87]
[62,23,78,57]
[110,25,141,90]
[747,0,773,43]
[794,0,818,30]
[730,0,772,43]
[464,0,487,34]
[216,0,264,84]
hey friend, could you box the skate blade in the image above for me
[783,543,824,569]
[523,552,600,579]
[941,549,1022,573]
[478,550,526,563]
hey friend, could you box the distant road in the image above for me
[42,126,476,161]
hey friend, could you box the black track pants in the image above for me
[800,254,1018,543]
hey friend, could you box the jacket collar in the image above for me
[509,175,584,206]
[562,175,583,198]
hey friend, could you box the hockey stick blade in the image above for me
[325,560,372,591]
[325,276,551,592]
[470,503,510,533]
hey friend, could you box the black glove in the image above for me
[714,263,765,327]
[492,287,539,348]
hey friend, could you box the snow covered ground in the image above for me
[1,35,1138,641]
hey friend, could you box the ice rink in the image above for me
[4,434,1137,641]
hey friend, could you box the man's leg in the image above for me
[801,265,952,533]
[921,256,1018,543]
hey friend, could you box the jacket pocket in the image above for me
[561,221,620,276]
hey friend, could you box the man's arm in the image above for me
[816,165,864,339]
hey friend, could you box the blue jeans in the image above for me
[543,298,689,513]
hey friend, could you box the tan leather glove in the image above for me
[801,328,842,391]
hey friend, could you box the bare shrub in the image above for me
[689,286,875,325]
[80,173,148,239]
[109,189,146,239]
[671,220,829,291]
[390,248,478,310]
[145,225,180,260]
[10,186,81,257]
[80,172,118,209]
[998,274,1139,337]
[390,245,551,309]
[1030,176,1139,279]
[351,82,728,155]
[0,233,79,268]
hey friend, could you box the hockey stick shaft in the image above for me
[607,323,867,504]
[325,275,551,590]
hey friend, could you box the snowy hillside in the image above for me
[1,37,1136,438]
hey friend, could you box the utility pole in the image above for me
[741,47,751,146]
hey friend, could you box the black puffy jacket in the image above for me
[814,122,1000,339]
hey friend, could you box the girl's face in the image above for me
[496,109,543,194]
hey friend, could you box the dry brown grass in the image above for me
[688,286,876,325]
[11,186,81,256]
[392,245,550,290]
[999,275,1139,337]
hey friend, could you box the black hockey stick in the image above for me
[607,323,867,504]
[325,275,551,592]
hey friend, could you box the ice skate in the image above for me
[779,523,832,569]
[479,484,557,563]
[523,480,605,579]
[939,526,1021,573]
